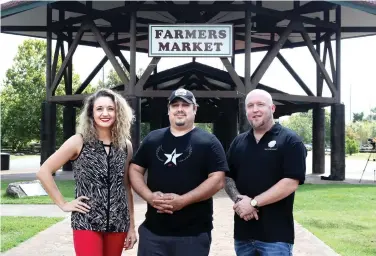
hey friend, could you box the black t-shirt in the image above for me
[131,127,229,236]
[226,123,307,244]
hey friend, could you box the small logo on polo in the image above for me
[268,140,276,148]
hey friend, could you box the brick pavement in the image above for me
[1,192,339,256]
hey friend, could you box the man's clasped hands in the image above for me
[148,191,259,221]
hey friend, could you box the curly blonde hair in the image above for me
[77,88,134,150]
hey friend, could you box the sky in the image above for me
[1,32,375,124]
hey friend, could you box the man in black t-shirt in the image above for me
[225,89,307,256]
[129,88,229,256]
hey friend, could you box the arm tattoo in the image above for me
[225,177,241,202]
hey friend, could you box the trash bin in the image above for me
[1,153,10,170]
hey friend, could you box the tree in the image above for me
[140,123,150,141]
[97,66,128,89]
[366,107,376,121]
[281,109,331,145]
[345,136,359,155]
[195,123,213,133]
[0,39,87,151]
[1,39,48,150]
[282,112,312,143]
[353,112,364,122]
[97,64,143,89]
[347,120,376,145]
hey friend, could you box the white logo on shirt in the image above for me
[164,149,182,165]
[268,140,276,148]
[265,140,277,151]
[156,145,192,166]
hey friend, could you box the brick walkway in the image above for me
[1,191,339,256]
[1,156,350,255]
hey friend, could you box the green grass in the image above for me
[294,184,376,256]
[346,153,375,160]
[0,216,64,252]
[2,180,376,255]
[9,154,39,160]
[1,180,75,204]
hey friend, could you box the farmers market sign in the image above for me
[149,24,233,57]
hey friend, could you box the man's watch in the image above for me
[250,199,259,209]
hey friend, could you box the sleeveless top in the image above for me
[70,138,130,232]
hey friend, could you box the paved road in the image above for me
[2,153,375,183]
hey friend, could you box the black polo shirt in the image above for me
[226,123,307,244]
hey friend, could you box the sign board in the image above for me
[19,183,48,197]
[149,24,233,57]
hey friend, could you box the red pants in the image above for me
[73,230,127,256]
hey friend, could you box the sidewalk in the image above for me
[2,153,375,184]
[0,155,352,255]
[1,194,340,256]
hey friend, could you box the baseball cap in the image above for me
[168,88,198,106]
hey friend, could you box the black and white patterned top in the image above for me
[70,139,130,233]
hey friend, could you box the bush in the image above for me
[345,136,359,155]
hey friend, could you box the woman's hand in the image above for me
[60,196,91,214]
[123,227,137,250]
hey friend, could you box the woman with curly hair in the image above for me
[37,88,137,256]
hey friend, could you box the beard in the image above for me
[250,119,265,129]
[175,120,185,126]
[249,111,272,130]
[173,111,187,127]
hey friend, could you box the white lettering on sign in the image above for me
[149,24,233,57]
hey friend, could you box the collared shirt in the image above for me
[70,139,130,233]
[226,123,307,243]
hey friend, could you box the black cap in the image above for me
[168,88,198,106]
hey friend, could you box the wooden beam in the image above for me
[277,53,314,96]
[5,26,374,34]
[51,40,61,81]
[250,3,336,29]
[135,57,161,92]
[50,22,89,94]
[59,42,70,95]
[113,46,130,74]
[50,94,89,102]
[251,21,296,87]
[270,93,335,104]
[46,4,52,99]
[220,58,245,94]
[129,11,136,94]
[50,91,335,105]
[89,20,129,87]
[335,5,342,103]
[75,56,108,94]
[244,5,252,92]
[136,90,243,98]
[327,36,336,85]
[319,40,328,97]
[298,23,337,96]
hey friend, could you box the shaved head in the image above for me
[244,89,275,131]
[245,89,273,107]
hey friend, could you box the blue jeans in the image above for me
[235,239,293,256]
[137,224,212,256]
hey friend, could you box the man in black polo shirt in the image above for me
[129,88,228,256]
[225,89,307,256]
